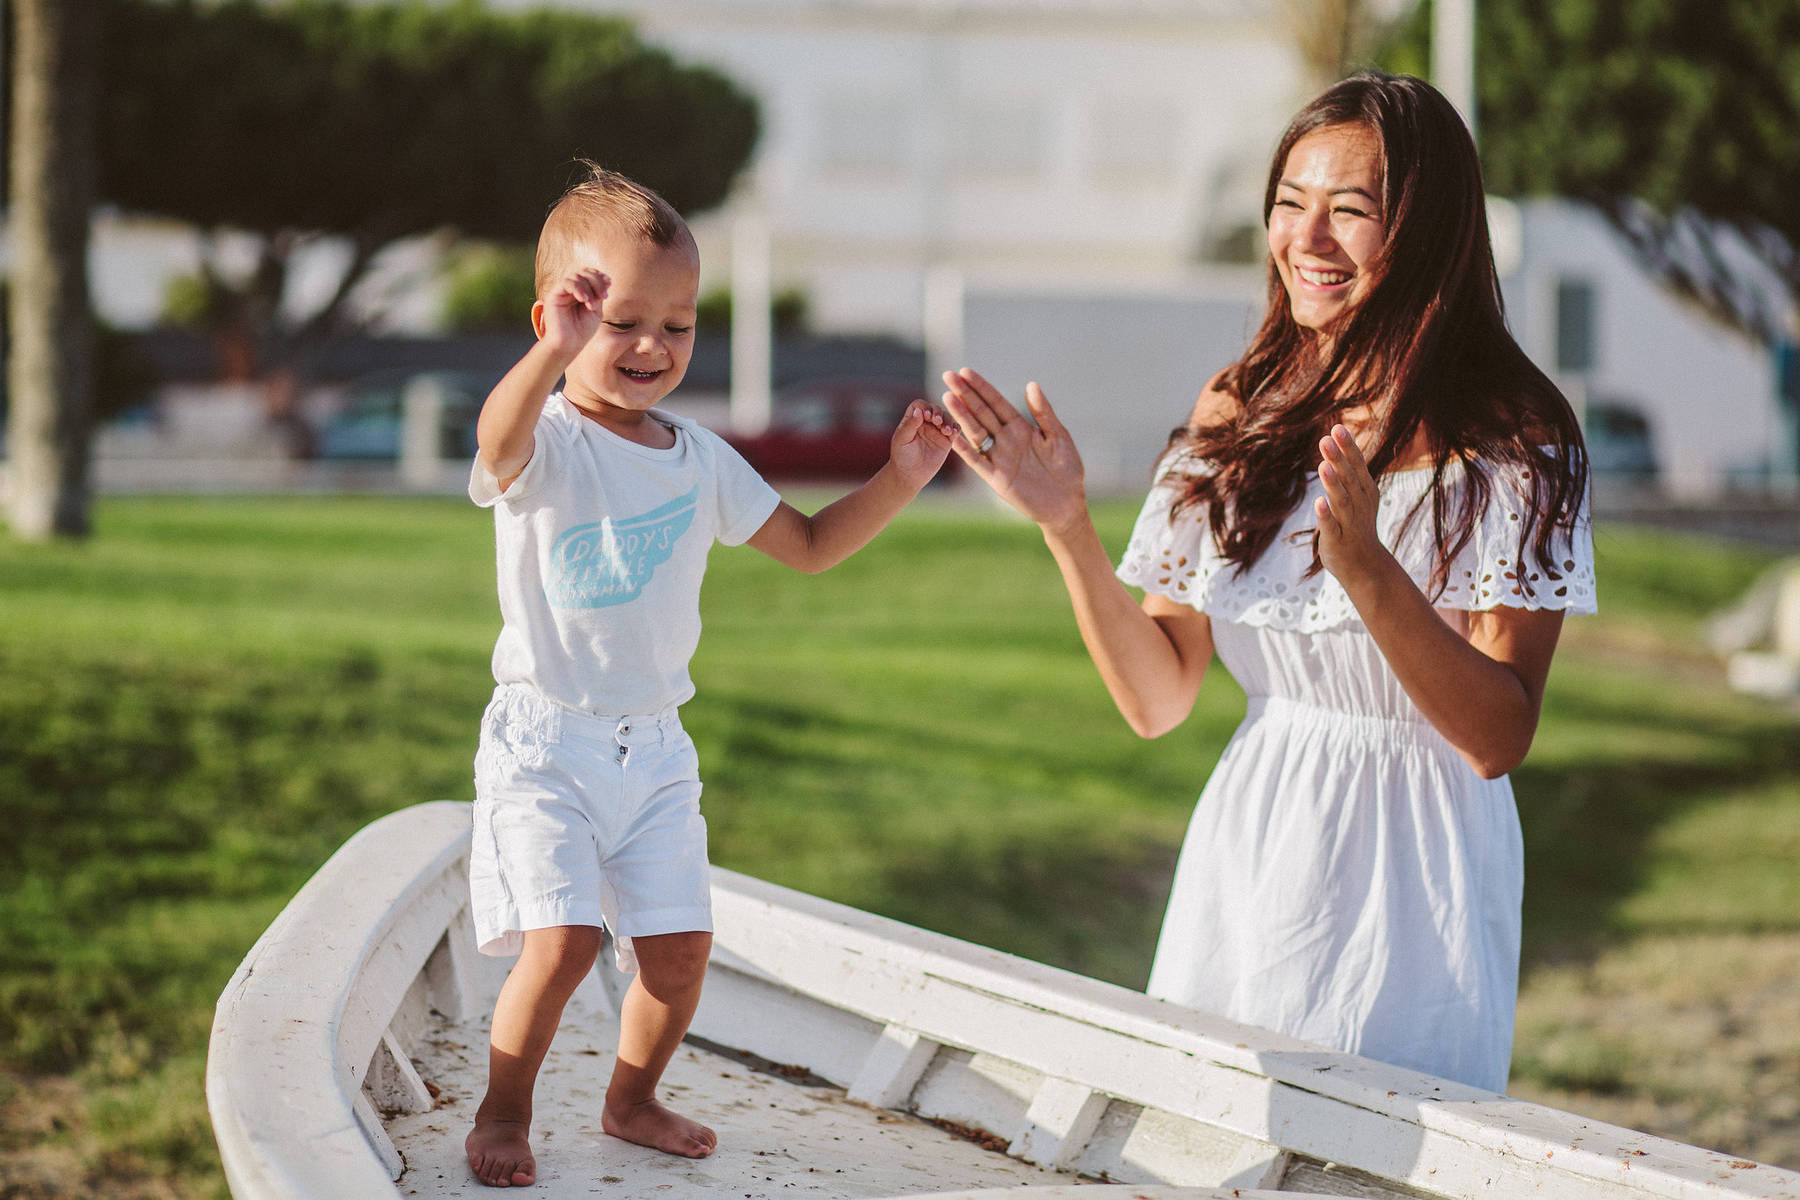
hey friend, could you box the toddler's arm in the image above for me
[745,400,953,573]
[475,268,607,491]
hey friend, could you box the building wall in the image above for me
[956,277,1265,494]
[1504,199,1780,498]
[490,0,1305,340]
[72,1,1786,500]
[953,197,1789,499]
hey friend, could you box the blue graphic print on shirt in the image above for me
[545,487,698,609]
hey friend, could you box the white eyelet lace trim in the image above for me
[1116,460,1597,633]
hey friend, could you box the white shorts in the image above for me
[470,683,712,973]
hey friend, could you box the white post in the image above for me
[1433,0,1477,143]
[922,264,966,400]
[1485,195,1521,278]
[399,374,445,490]
[730,207,773,437]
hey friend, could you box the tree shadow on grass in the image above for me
[691,688,1181,990]
[869,835,1176,991]
[1512,686,1800,969]
[696,673,1800,995]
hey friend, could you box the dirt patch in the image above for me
[0,1074,201,1200]
[1512,931,1800,1170]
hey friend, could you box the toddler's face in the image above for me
[554,225,699,423]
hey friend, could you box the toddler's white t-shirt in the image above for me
[470,393,781,715]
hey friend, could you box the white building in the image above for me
[487,0,1307,343]
[1502,198,1786,500]
[66,0,1794,497]
[498,0,1789,498]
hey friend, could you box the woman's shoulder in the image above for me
[1152,372,1238,485]
[1186,370,1240,433]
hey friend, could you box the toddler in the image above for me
[463,163,952,1187]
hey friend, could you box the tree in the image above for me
[6,0,100,540]
[1282,0,1412,92]
[1388,0,1800,349]
[97,0,760,361]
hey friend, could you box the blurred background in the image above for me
[2,1,1797,1197]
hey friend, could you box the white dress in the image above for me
[1115,455,1595,1093]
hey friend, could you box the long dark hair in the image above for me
[1169,72,1587,597]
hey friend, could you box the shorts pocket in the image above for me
[477,686,563,774]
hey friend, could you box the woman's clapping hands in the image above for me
[941,368,1088,533]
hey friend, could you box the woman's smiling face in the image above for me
[1266,123,1387,332]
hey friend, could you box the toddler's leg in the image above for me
[602,930,717,1158]
[467,925,603,1188]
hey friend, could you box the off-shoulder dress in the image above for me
[1115,455,1595,1092]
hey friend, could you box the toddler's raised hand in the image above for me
[538,267,609,357]
[888,399,955,488]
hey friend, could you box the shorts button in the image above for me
[619,724,631,734]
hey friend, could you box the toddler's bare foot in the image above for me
[602,1096,716,1158]
[466,1116,536,1187]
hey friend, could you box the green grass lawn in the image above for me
[0,494,1794,1197]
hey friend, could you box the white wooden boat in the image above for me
[208,801,1800,1200]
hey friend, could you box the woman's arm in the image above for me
[1315,424,1565,778]
[1048,517,1217,739]
[941,368,1218,738]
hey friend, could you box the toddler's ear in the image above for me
[531,300,548,339]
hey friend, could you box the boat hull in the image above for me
[208,802,1800,1200]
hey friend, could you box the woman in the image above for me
[940,72,1594,1093]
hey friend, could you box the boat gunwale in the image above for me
[206,802,1800,1200]
[206,800,474,1200]
[699,869,1800,1200]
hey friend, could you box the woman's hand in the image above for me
[943,367,1212,737]
[1314,423,1398,593]
[941,368,1087,533]
[1314,422,1560,777]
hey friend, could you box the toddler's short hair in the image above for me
[535,161,695,297]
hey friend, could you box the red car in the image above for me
[724,377,958,482]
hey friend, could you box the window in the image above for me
[952,97,1048,178]
[1088,97,1179,184]
[1555,278,1598,374]
[818,93,910,174]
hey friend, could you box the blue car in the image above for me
[313,369,489,461]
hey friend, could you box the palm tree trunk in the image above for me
[6,0,99,539]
